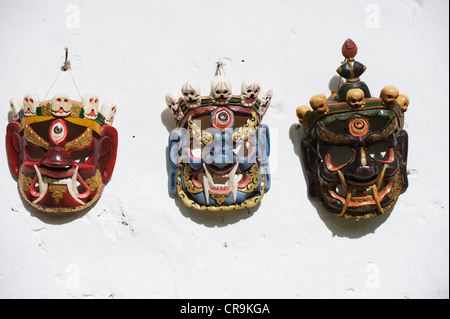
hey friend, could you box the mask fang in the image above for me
[371,185,384,214]
[376,164,387,190]
[339,191,352,217]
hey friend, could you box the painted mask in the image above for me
[296,39,409,219]
[166,75,272,211]
[6,93,118,213]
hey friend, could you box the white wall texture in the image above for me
[0,0,448,299]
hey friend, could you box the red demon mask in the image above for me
[7,93,118,213]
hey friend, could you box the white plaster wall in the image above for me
[0,0,448,299]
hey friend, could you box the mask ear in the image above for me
[6,122,22,176]
[168,128,184,195]
[301,137,318,197]
[258,124,271,191]
[99,125,118,183]
[396,129,409,190]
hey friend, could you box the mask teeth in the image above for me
[32,165,48,204]
[203,175,210,205]
[229,164,238,203]
[203,163,214,186]
[370,185,384,214]
[66,167,84,205]
[337,169,347,192]
[376,164,387,190]
[339,191,352,217]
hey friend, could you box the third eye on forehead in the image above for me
[30,120,100,142]
[188,114,251,130]
[325,116,392,134]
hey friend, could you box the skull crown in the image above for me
[296,39,410,219]
[166,72,272,123]
[9,92,117,125]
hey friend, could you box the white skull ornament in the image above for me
[81,93,99,120]
[10,97,23,121]
[23,93,40,116]
[165,91,184,120]
[258,86,273,116]
[51,93,72,117]
[240,78,260,107]
[210,75,232,106]
[101,101,117,125]
[181,81,201,109]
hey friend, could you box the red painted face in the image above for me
[6,117,118,213]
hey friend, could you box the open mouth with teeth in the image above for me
[192,164,249,204]
[19,166,102,212]
[178,157,264,208]
[319,168,402,218]
[176,158,266,211]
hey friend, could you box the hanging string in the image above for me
[42,47,82,100]
[214,60,226,77]
[42,71,62,101]
[69,70,82,99]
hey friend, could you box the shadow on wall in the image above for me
[288,122,391,239]
[18,192,91,225]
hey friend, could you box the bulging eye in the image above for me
[216,111,229,125]
[326,146,354,171]
[234,139,256,158]
[49,120,67,145]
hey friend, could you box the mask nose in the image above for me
[344,147,379,183]
[40,147,74,170]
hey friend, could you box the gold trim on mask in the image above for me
[232,112,258,143]
[65,127,93,151]
[187,116,213,145]
[20,116,102,136]
[48,185,66,203]
[23,122,49,150]
[86,170,102,192]
[316,123,353,145]
[369,118,398,143]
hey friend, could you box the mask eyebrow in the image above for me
[232,112,258,143]
[65,126,93,151]
[367,117,398,144]
[316,122,354,145]
[23,122,49,150]
[187,116,213,145]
